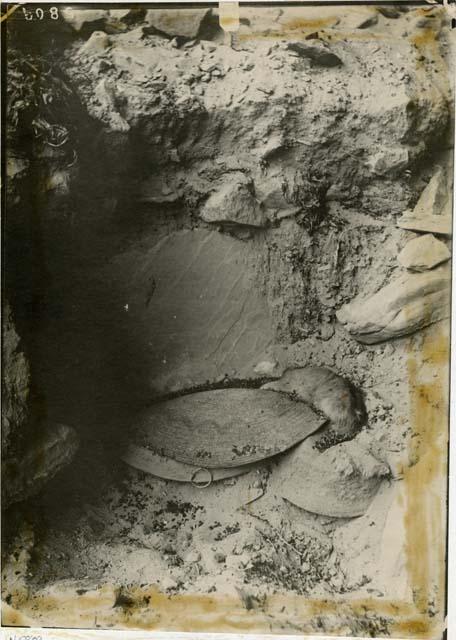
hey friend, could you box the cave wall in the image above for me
[3,0,453,514]
[42,4,452,403]
[1,302,30,458]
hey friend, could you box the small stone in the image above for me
[257,85,274,95]
[367,147,409,177]
[214,552,226,564]
[340,9,378,30]
[377,6,400,18]
[199,61,214,72]
[383,343,395,357]
[201,172,268,228]
[98,59,112,73]
[397,234,450,272]
[201,73,211,82]
[357,14,378,29]
[320,323,335,341]
[287,41,342,67]
[253,360,278,376]
[397,167,452,236]
[184,550,201,563]
[109,9,131,20]
[161,577,178,591]
[94,79,130,132]
[80,31,110,55]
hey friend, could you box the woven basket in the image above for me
[133,388,325,468]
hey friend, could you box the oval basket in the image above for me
[133,388,325,468]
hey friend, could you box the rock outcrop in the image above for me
[64,16,450,222]
[336,266,451,343]
[397,234,450,271]
[2,423,79,508]
[200,172,268,227]
[397,167,453,236]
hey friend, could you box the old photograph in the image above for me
[1,2,453,636]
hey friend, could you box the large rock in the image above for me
[61,8,107,31]
[397,234,450,272]
[397,167,452,236]
[259,166,327,224]
[276,436,390,517]
[2,424,79,508]
[336,265,451,343]
[111,229,275,393]
[201,173,268,227]
[145,8,211,39]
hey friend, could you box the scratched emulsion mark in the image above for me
[0,4,19,23]
[2,6,453,637]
